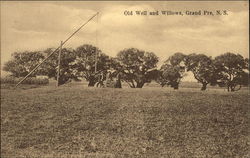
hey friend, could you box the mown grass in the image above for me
[1,83,249,158]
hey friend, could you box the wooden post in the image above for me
[57,41,62,86]
[95,48,98,73]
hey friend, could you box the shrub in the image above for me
[0,76,49,85]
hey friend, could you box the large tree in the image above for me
[3,51,45,77]
[214,52,249,92]
[116,48,159,88]
[185,54,217,90]
[159,52,186,89]
[42,48,78,85]
[74,44,111,87]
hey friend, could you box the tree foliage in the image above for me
[185,54,217,90]
[3,46,248,91]
[116,48,159,88]
[42,48,78,85]
[214,52,249,91]
[159,53,186,89]
[3,51,45,77]
[74,44,111,86]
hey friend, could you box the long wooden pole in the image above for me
[57,41,62,86]
[95,48,98,73]
[15,12,99,87]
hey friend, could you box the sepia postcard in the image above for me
[0,1,249,158]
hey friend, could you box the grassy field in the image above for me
[1,82,249,158]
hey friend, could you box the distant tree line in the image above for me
[3,44,249,91]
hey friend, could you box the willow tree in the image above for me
[160,52,186,89]
[116,48,159,88]
[214,52,249,91]
[74,44,111,86]
[185,54,217,90]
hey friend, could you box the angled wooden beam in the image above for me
[15,12,99,87]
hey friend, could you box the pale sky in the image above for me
[1,1,249,80]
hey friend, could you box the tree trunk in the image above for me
[231,85,234,92]
[173,86,178,90]
[233,84,242,91]
[171,81,179,90]
[114,79,122,88]
[88,80,96,87]
[136,82,145,88]
[201,83,208,91]
[115,74,122,88]
[126,81,135,88]
[173,84,179,90]
[227,85,230,92]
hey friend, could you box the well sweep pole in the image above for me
[15,12,99,87]
[57,41,63,86]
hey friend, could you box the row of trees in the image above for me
[159,52,249,91]
[3,44,249,91]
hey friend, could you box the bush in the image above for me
[0,76,49,85]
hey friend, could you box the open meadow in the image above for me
[1,82,249,158]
